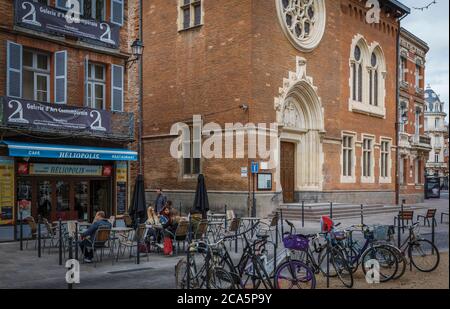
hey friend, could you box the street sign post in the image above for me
[251,162,259,217]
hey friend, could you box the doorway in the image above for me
[280,142,295,203]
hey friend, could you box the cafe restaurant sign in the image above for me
[14,0,120,49]
[2,97,111,133]
[29,163,103,176]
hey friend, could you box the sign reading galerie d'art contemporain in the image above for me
[2,97,111,133]
[14,0,120,49]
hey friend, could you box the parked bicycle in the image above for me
[336,224,399,282]
[285,220,354,288]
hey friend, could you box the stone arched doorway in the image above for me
[274,57,325,203]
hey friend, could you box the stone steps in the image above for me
[273,203,424,221]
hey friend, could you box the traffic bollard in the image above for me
[330,202,333,219]
[431,217,435,255]
[58,218,62,266]
[68,236,73,289]
[302,201,305,228]
[361,204,364,226]
[224,205,228,230]
[136,226,140,265]
[326,239,330,288]
[75,222,79,260]
[38,215,42,258]
[19,211,23,251]
[397,216,401,249]
[280,209,284,236]
[187,215,192,289]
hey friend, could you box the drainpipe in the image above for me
[138,0,144,177]
[395,13,409,205]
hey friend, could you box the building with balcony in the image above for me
[424,86,449,187]
[0,0,138,241]
[397,28,430,203]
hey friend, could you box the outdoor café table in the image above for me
[240,217,261,238]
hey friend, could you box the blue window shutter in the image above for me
[6,41,23,98]
[56,0,68,10]
[111,64,124,112]
[111,0,124,26]
[54,51,67,104]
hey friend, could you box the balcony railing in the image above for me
[410,134,432,150]
[0,97,134,142]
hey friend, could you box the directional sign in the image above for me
[251,162,259,174]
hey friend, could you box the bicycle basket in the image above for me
[283,234,309,252]
[364,225,390,241]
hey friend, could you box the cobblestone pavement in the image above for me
[0,197,448,289]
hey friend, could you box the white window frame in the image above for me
[56,0,84,14]
[83,0,106,21]
[379,138,392,184]
[178,0,204,31]
[23,50,51,103]
[182,120,202,178]
[361,135,375,183]
[340,132,356,183]
[111,64,124,112]
[86,62,106,110]
[349,35,386,118]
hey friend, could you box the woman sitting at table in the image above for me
[159,206,178,235]
[146,207,159,225]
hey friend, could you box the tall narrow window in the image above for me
[362,138,373,178]
[435,152,440,163]
[342,136,354,177]
[415,109,420,136]
[415,64,421,89]
[183,124,201,176]
[370,53,379,106]
[400,102,407,132]
[399,158,405,185]
[179,0,203,30]
[22,50,50,102]
[352,45,363,102]
[380,140,390,178]
[86,62,105,110]
[400,56,407,83]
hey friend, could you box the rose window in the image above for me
[276,0,326,52]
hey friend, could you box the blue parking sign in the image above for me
[251,162,259,174]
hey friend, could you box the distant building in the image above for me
[397,28,431,203]
[424,86,449,188]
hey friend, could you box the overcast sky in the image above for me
[400,0,449,121]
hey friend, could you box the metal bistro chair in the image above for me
[194,220,209,241]
[84,226,113,267]
[417,209,437,227]
[42,218,60,253]
[117,224,149,262]
[220,217,242,251]
[257,214,279,243]
[165,221,190,255]
[394,210,415,232]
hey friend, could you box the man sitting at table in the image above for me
[79,211,111,263]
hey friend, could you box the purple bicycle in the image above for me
[274,224,316,289]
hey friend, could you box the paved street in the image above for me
[0,197,448,289]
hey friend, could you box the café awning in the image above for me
[2,141,137,161]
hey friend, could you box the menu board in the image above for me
[116,162,128,215]
[0,157,15,225]
[116,182,127,215]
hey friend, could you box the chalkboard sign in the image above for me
[117,182,127,215]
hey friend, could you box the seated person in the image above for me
[79,211,111,263]
[146,207,159,225]
[160,206,178,235]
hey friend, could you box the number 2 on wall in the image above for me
[100,23,115,45]
[90,110,106,132]
[7,100,30,124]
[21,1,42,27]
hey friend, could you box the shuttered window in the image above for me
[111,64,124,112]
[6,41,23,98]
[111,0,124,26]
[54,51,67,104]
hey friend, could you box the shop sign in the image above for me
[14,0,120,49]
[116,162,127,183]
[0,157,15,225]
[2,97,111,134]
[29,163,104,176]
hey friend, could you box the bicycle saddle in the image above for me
[256,234,270,240]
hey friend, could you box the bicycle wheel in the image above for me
[330,247,354,288]
[274,260,316,289]
[175,258,198,289]
[409,239,440,272]
[361,246,398,283]
[207,267,235,289]
[384,245,407,280]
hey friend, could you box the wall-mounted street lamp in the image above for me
[126,39,144,68]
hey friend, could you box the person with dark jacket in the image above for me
[159,206,177,235]
[154,188,167,214]
[79,211,111,263]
